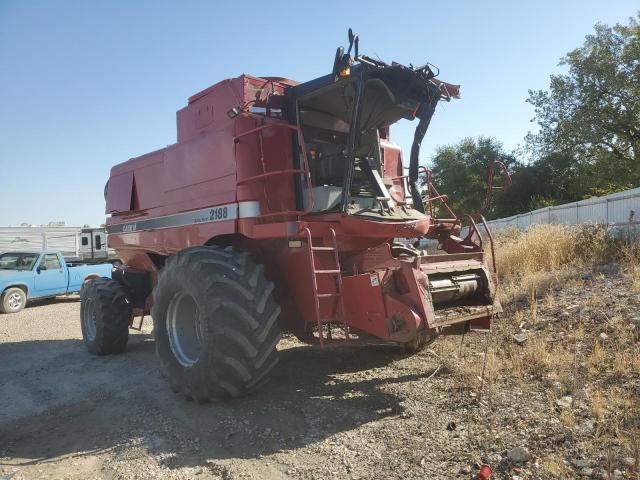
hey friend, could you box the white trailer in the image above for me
[0,226,120,265]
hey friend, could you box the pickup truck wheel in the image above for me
[80,278,131,355]
[152,246,281,402]
[0,287,27,314]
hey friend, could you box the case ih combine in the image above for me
[81,31,509,402]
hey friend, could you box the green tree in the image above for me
[493,152,583,217]
[428,140,585,219]
[429,16,640,221]
[428,137,517,219]
[526,14,640,187]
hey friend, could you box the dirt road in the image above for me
[0,293,499,480]
[1,272,638,479]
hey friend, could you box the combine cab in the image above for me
[82,30,509,401]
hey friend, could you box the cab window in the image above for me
[41,254,61,270]
[0,253,39,271]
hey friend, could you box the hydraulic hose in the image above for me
[408,90,440,213]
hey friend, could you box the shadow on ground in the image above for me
[0,335,439,470]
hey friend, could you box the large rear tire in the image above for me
[80,278,131,355]
[152,246,281,402]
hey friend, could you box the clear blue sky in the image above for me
[0,0,637,227]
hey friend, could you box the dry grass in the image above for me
[539,453,572,478]
[493,224,615,303]
[590,385,638,443]
[440,224,640,477]
[445,310,639,476]
[621,240,640,292]
[493,223,640,300]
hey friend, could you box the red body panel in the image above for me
[342,274,388,338]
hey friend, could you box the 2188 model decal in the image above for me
[209,207,228,221]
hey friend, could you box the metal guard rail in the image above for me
[392,166,458,222]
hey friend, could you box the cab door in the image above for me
[33,254,68,297]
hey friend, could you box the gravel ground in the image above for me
[0,275,638,480]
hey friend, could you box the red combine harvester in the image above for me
[81,31,509,401]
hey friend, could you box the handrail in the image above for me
[432,218,458,223]
[460,214,483,250]
[482,160,512,213]
[392,165,430,205]
[393,166,459,222]
[425,181,458,221]
[472,213,497,276]
[424,194,448,203]
[233,122,314,219]
[237,169,307,185]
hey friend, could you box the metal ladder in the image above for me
[303,227,349,346]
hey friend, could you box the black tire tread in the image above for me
[80,277,131,355]
[152,246,281,401]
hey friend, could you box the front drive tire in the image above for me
[0,287,27,314]
[152,246,282,402]
[80,277,131,355]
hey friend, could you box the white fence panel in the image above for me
[486,186,640,237]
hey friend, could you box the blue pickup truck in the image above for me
[0,251,112,314]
